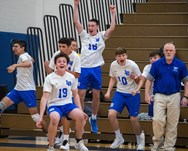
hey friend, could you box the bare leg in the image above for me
[68,108,85,139]
[130,116,141,135]
[92,89,100,115]
[28,107,48,134]
[1,96,14,109]
[108,109,119,131]
[61,117,71,135]
[78,89,86,110]
[48,112,60,147]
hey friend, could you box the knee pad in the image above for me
[31,113,40,123]
[0,102,7,113]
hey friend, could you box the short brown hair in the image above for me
[115,47,127,56]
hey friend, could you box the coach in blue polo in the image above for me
[145,42,188,151]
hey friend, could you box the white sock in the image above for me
[63,134,69,141]
[59,126,63,132]
[92,114,97,120]
[136,134,141,143]
[115,129,122,138]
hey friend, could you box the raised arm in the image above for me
[104,5,116,39]
[73,0,84,34]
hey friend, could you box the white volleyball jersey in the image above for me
[79,30,107,67]
[49,50,81,73]
[142,64,151,78]
[142,64,153,95]
[110,59,141,93]
[15,52,36,90]
[43,72,77,107]
[49,50,81,86]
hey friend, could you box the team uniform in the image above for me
[109,59,141,116]
[78,30,107,90]
[49,50,81,85]
[49,50,81,145]
[43,72,78,118]
[148,57,188,150]
[142,64,154,117]
[7,52,36,108]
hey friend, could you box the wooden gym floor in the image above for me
[0,136,188,151]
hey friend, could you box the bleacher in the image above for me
[1,0,188,146]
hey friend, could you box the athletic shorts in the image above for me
[7,89,37,108]
[78,66,102,90]
[110,91,140,117]
[47,103,78,120]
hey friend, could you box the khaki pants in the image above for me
[152,93,180,151]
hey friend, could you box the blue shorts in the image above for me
[48,103,78,119]
[78,66,102,90]
[110,91,140,117]
[7,89,37,108]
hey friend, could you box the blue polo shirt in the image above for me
[148,57,188,95]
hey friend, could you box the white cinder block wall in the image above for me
[0,0,72,33]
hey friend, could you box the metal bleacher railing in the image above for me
[27,27,46,86]
[26,0,146,86]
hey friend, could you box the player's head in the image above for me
[58,37,71,53]
[12,39,27,55]
[149,50,162,64]
[115,47,127,66]
[163,42,176,62]
[88,19,99,36]
[69,37,78,51]
[54,52,70,71]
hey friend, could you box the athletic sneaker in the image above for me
[54,131,64,146]
[110,135,125,149]
[151,138,164,151]
[59,140,70,150]
[74,142,78,149]
[76,139,89,151]
[89,117,98,133]
[47,146,55,151]
[151,146,158,151]
[136,131,145,150]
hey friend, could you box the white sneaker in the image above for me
[151,137,164,151]
[76,140,89,151]
[151,146,158,151]
[110,135,125,149]
[54,131,64,146]
[47,146,55,151]
[137,131,145,150]
[74,142,78,149]
[59,140,70,150]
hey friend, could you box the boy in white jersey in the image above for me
[73,0,116,133]
[132,50,162,117]
[104,47,145,150]
[69,37,79,54]
[45,37,80,78]
[45,38,81,149]
[37,53,88,151]
[0,40,48,134]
